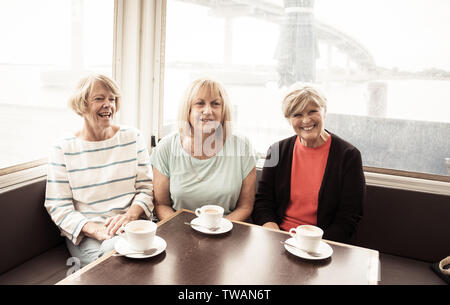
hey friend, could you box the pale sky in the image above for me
[315,0,450,71]
[166,0,450,72]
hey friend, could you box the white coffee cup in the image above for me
[289,225,324,253]
[119,220,157,251]
[195,205,224,228]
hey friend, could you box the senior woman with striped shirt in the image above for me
[44,74,153,267]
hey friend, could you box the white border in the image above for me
[364,171,450,196]
[0,164,47,190]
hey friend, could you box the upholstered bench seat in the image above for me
[0,243,69,285]
[0,177,69,285]
[379,253,446,285]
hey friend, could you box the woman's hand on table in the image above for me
[82,205,144,240]
[82,222,113,241]
[105,204,144,236]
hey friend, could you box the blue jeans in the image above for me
[65,236,119,268]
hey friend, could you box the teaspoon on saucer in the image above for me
[184,222,220,231]
[113,247,158,257]
[280,241,323,257]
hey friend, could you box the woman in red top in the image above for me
[252,86,365,243]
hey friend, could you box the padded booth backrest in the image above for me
[0,178,64,274]
[354,185,450,263]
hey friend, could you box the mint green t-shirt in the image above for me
[150,132,257,215]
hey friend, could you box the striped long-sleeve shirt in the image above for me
[44,126,154,245]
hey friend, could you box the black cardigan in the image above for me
[252,133,365,243]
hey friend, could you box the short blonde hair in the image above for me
[68,74,121,116]
[178,77,232,136]
[282,85,327,119]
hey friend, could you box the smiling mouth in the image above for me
[301,125,316,131]
[98,112,112,119]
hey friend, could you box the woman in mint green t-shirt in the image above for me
[150,78,257,222]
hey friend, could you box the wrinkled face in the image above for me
[84,81,116,130]
[290,101,325,148]
[189,87,223,136]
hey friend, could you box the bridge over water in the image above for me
[180,0,377,85]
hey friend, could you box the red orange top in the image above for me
[280,135,331,231]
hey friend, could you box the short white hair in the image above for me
[281,83,327,118]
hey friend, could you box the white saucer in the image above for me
[190,217,233,235]
[284,237,333,260]
[114,235,166,258]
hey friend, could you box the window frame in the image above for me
[1,0,449,197]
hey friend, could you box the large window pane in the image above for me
[163,0,450,176]
[0,0,114,169]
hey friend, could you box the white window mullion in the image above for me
[113,0,140,128]
[140,0,166,152]
[113,0,163,151]
[151,0,166,148]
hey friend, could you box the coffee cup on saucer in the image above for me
[195,205,224,228]
[289,225,323,253]
[119,220,157,251]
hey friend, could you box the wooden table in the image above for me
[58,209,379,285]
